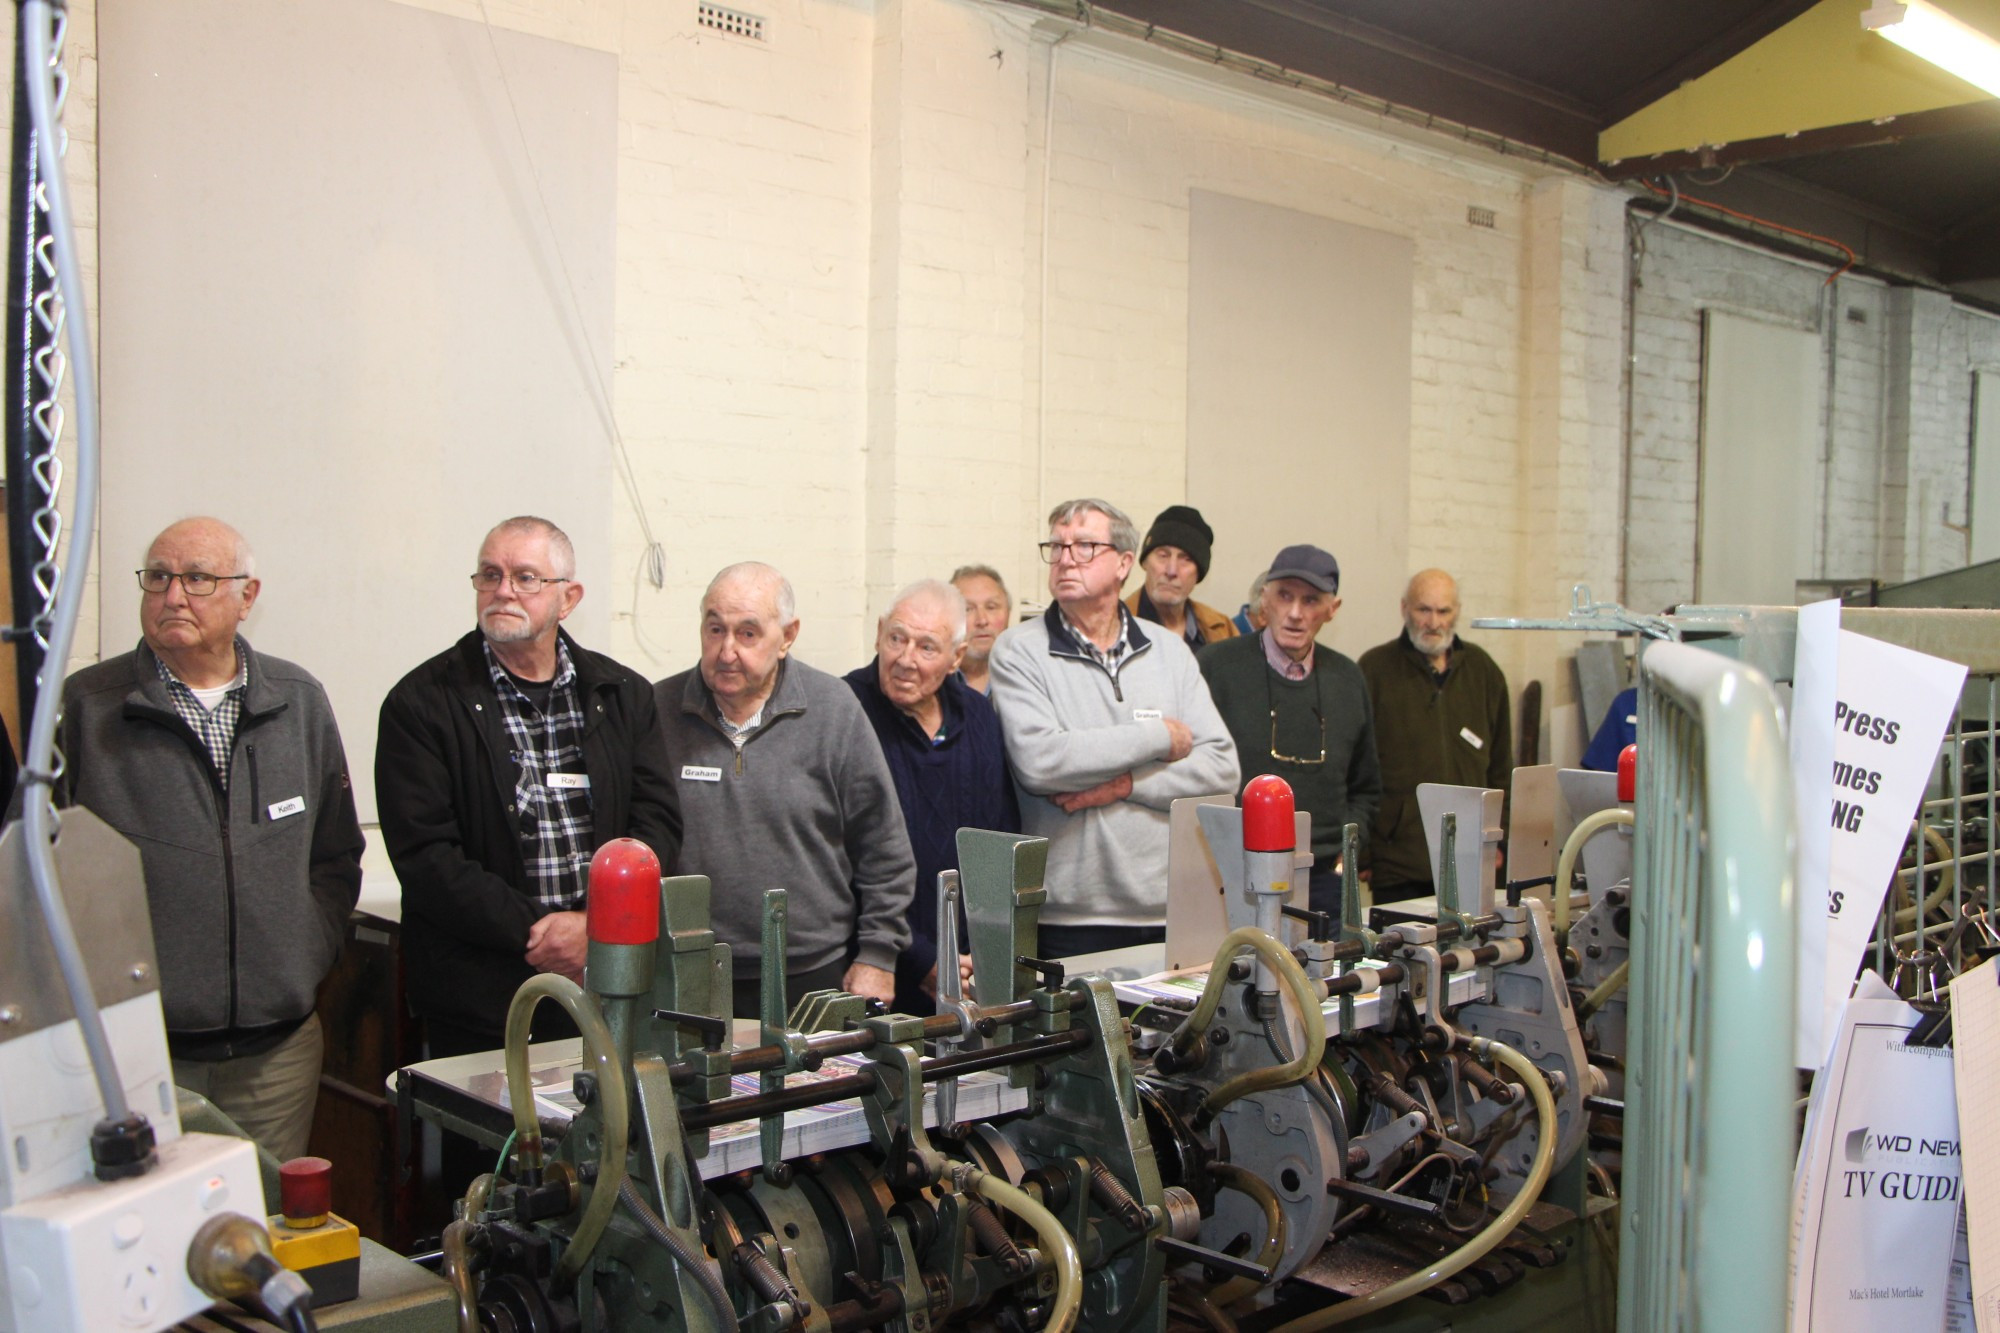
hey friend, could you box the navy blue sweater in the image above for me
[844,663,1020,1012]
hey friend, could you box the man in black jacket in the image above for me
[377,517,681,1059]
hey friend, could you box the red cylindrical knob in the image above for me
[279,1156,333,1228]
[1617,744,1638,804]
[1243,774,1296,852]
[586,838,662,945]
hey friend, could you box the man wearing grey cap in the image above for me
[1198,544,1380,915]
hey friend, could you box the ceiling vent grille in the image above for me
[1466,205,1496,229]
[698,3,766,40]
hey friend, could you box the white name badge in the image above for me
[267,796,306,821]
[546,773,591,790]
[1459,727,1484,750]
[681,765,723,782]
[1133,708,1163,722]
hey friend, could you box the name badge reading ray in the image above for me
[681,765,723,783]
[267,796,306,820]
[546,773,591,790]
[1460,727,1484,750]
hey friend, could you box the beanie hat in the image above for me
[1142,505,1215,582]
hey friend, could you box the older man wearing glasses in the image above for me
[377,516,681,1065]
[60,517,364,1161]
[1197,545,1380,916]
[988,499,1237,959]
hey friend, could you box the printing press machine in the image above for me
[382,770,1631,1333]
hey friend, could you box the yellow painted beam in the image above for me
[1600,0,2000,163]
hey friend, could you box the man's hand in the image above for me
[1163,717,1193,762]
[920,954,978,1000]
[1053,772,1133,813]
[525,910,588,983]
[843,962,896,1004]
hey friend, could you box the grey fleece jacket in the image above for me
[59,640,364,1055]
[988,605,1239,929]
[656,658,915,978]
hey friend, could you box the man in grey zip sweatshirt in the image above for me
[657,562,915,1018]
[60,518,364,1161]
[989,500,1238,959]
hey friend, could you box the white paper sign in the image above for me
[1790,976,1961,1332]
[1808,630,1966,1061]
[1949,958,2000,1332]
[1792,599,1839,1067]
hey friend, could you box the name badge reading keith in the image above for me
[267,796,306,821]
[1459,727,1484,750]
[681,765,723,783]
[546,773,591,790]
[1132,708,1163,722]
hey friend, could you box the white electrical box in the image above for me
[0,1131,261,1333]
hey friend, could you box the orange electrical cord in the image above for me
[1640,178,1857,285]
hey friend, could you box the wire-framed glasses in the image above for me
[1266,668,1326,766]
[471,569,571,595]
[135,570,250,597]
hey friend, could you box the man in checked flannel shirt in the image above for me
[377,516,681,1062]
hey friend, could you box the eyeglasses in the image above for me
[471,570,571,595]
[1266,670,1326,766]
[136,570,251,597]
[1038,540,1113,565]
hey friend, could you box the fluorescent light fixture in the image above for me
[1863,0,2000,98]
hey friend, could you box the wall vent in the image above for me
[1846,306,1868,325]
[1466,205,1496,229]
[698,3,766,40]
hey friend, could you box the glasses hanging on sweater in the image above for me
[1266,669,1326,766]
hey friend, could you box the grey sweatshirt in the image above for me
[988,605,1240,929]
[656,658,915,978]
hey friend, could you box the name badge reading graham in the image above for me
[546,773,591,790]
[267,796,306,821]
[1132,708,1164,722]
[681,765,723,782]
[1459,727,1484,750]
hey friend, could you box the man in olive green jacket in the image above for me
[1358,569,1512,902]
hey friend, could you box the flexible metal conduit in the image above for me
[1269,1037,1557,1331]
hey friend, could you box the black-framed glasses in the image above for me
[1266,668,1326,766]
[136,570,250,597]
[1038,540,1112,565]
[471,570,571,595]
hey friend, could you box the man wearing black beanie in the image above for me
[1125,504,1238,649]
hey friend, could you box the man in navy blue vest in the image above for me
[845,580,1019,1014]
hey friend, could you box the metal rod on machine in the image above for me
[678,1029,1092,1131]
[676,994,1074,1084]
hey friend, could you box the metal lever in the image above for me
[1153,1235,1273,1281]
[1016,955,1065,992]
[652,1008,728,1051]
[935,870,965,1130]
[1325,1176,1443,1219]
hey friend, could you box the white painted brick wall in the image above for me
[68,0,1999,724]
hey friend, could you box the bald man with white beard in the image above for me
[1358,569,1513,902]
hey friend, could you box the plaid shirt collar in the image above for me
[153,642,247,786]
[1057,602,1141,674]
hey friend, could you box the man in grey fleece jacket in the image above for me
[989,500,1239,959]
[656,563,915,1017]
